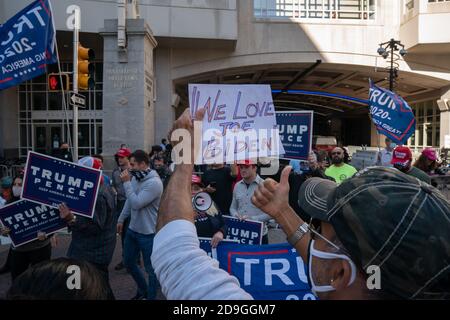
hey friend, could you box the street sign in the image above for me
[70,92,86,108]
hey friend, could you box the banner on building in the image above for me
[0,0,57,91]
[189,84,285,164]
[222,215,263,245]
[368,81,416,144]
[216,242,316,300]
[22,151,102,218]
[276,111,313,160]
[0,200,66,247]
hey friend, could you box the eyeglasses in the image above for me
[331,152,342,155]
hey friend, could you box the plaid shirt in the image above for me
[67,185,117,266]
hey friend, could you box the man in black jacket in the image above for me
[59,157,116,299]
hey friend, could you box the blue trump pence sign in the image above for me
[223,215,263,245]
[276,111,313,160]
[22,152,102,218]
[216,242,316,300]
[0,200,66,247]
[0,0,57,90]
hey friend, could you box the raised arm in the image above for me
[151,108,252,300]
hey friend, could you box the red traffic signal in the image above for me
[48,73,70,91]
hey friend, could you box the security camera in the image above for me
[377,47,386,56]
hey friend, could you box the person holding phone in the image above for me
[202,163,237,215]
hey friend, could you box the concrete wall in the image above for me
[168,0,449,82]
[400,0,450,51]
[0,0,237,41]
[154,48,176,144]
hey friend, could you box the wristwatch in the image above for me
[287,222,310,247]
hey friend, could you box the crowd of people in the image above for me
[0,113,449,300]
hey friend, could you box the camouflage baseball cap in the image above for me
[298,166,450,299]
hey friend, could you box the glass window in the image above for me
[32,92,46,110]
[78,124,90,148]
[20,125,28,147]
[19,92,27,110]
[48,92,63,110]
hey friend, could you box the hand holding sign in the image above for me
[211,231,224,248]
[252,166,292,220]
[58,203,75,224]
[37,231,47,241]
[237,214,248,221]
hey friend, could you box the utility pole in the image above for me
[377,38,407,92]
[67,5,81,161]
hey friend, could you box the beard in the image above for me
[332,157,343,165]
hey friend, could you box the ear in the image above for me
[330,259,352,291]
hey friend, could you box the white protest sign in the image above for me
[189,84,285,164]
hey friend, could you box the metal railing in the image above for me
[0,164,25,180]
[254,0,377,20]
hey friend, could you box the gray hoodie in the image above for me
[118,170,163,235]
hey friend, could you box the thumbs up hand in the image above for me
[252,166,292,220]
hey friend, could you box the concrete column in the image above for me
[0,87,19,158]
[100,19,157,168]
[370,123,385,148]
[438,87,450,149]
[154,48,176,145]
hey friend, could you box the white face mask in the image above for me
[12,186,22,198]
[308,240,357,294]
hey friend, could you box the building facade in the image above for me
[1,0,449,167]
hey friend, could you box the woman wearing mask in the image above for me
[0,176,13,204]
[0,176,54,280]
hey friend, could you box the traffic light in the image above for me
[48,73,70,91]
[78,44,95,90]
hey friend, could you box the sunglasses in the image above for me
[331,152,342,155]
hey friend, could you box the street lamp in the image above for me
[377,39,407,91]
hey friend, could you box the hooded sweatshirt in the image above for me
[118,170,163,235]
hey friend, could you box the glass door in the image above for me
[33,125,63,155]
